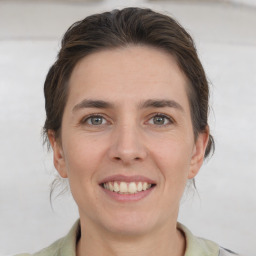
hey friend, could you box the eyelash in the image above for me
[80,113,174,127]
[81,114,109,126]
[147,113,174,126]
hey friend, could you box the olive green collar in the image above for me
[177,223,219,256]
[31,220,219,256]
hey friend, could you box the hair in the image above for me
[43,7,214,199]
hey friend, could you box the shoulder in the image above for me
[14,237,64,256]
[14,220,80,256]
[14,254,31,256]
[177,223,242,256]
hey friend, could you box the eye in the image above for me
[148,114,173,126]
[83,115,107,126]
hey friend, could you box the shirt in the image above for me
[15,220,240,256]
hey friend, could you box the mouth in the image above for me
[100,181,156,194]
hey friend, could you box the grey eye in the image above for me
[148,114,172,126]
[153,116,166,125]
[87,116,106,125]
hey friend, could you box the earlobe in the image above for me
[48,130,68,178]
[188,128,209,179]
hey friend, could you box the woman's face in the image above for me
[49,46,208,236]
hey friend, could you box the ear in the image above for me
[48,130,68,178]
[188,127,210,179]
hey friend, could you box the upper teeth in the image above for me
[103,181,152,194]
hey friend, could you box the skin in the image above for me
[48,45,209,256]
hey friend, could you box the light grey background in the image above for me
[0,0,255,255]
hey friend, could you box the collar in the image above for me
[38,220,219,256]
[177,222,219,256]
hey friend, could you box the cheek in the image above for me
[151,136,194,186]
[61,136,104,208]
[62,134,106,182]
[152,134,193,167]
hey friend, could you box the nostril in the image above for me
[115,156,141,160]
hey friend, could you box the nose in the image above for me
[108,124,147,165]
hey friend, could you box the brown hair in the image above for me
[44,7,214,157]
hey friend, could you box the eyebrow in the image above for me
[72,99,184,112]
[72,99,114,112]
[140,99,184,112]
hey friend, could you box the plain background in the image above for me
[0,0,255,255]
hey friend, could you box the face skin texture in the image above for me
[48,46,209,256]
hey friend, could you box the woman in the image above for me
[17,7,241,256]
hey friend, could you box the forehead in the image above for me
[68,45,189,107]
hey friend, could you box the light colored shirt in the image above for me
[15,220,240,256]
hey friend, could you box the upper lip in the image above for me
[99,175,156,184]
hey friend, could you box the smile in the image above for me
[101,181,154,194]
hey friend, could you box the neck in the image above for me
[76,219,186,256]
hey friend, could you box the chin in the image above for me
[98,210,160,237]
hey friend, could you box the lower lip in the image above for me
[101,186,155,202]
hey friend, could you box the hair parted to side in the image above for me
[43,7,214,200]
